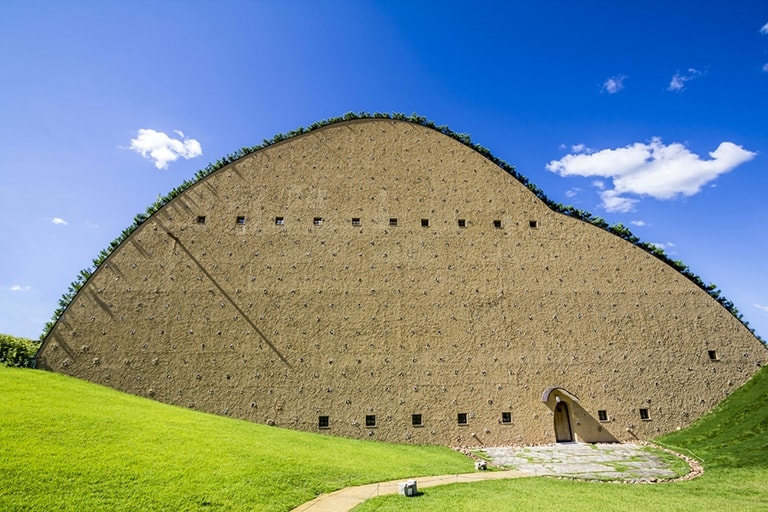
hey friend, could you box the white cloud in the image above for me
[51,217,68,226]
[565,188,580,198]
[760,22,768,35]
[650,241,675,251]
[571,144,592,153]
[602,74,627,94]
[9,285,31,292]
[630,220,646,227]
[754,304,768,313]
[763,63,768,73]
[546,137,756,212]
[667,68,701,92]
[600,190,638,213]
[129,129,203,170]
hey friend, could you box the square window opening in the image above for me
[318,415,330,429]
[389,218,398,227]
[598,410,608,422]
[412,413,423,427]
[457,412,468,425]
[529,220,539,228]
[313,217,323,226]
[639,408,650,421]
[365,414,376,427]
[352,218,361,227]
[275,216,284,225]
[458,219,466,228]
[708,350,718,361]
[236,216,245,225]
[501,412,512,424]
[196,215,206,224]
[421,218,429,227]
[493,220,502,228]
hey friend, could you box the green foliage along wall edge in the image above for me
[38,112,764,346]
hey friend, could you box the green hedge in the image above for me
[0,334,40,368]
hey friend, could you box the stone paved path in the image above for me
[290,443,686,512]
[481,442,679,481]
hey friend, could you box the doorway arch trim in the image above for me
[541,387,580,403]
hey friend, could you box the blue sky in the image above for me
[1,0,767,340]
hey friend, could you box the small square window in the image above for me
[457,412,468,425]
[275,216,284,225]
[421,218,429,227]
[318,415,330,429]
[458,219,466,228]
[708,350,718,361]
[236,216,245,225]
[365,414,376,427]
[352,218,361,227]
[196,215,206,224]
[493,220,502,228]
[501,412,512,424]
[529,220,539,228]
[598,410,608,422]
[412,413,423,427]
[639,408,650,421]
[313,217,323,226]
[389,218,398,227]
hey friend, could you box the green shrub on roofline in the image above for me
[39,113,764,345]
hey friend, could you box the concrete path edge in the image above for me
[289,470,528,512]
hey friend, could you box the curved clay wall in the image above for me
[37,119,766,446]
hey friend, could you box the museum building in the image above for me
[36,117,767,446]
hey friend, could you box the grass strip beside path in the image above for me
[0,367,472,511]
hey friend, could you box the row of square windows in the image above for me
[197,215,540,229]
[317,409,652,429]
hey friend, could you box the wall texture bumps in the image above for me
[37,118,766,446]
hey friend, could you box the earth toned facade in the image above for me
[37,118,766,446]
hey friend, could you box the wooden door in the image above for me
[554,401,573,442]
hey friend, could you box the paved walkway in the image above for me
[481,442,679,481]
[290,470,527,512]
[290,443,690,512]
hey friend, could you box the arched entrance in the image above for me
[541,387,579,443]
[554,401,573,442]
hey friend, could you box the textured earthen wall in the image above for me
[37,119,766,446]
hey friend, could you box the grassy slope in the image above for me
[658,363,768,469]
[4,366,767,512]
[353,366,768,512]
[0,367,472,511]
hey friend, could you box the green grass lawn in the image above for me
[352,365,768,511]
[4,365,768,512]
[0,366,472,511]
